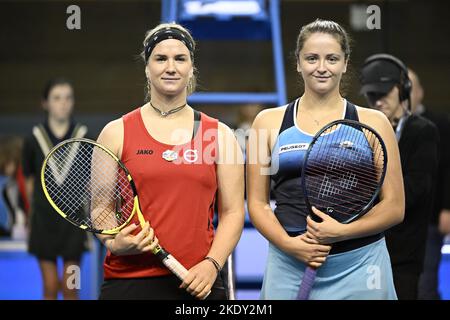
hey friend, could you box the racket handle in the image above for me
[161,253,189,280]
[155,247,211,300]
[153,246,188,280]
[297,266,317,300]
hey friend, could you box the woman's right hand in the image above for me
[108,221,159,256]
[283,233,331,268]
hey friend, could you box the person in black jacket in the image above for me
[409,69,450,299]
[360,54,439,300]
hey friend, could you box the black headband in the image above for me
[144,27,194,62]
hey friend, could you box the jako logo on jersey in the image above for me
[279,143,309,154]
[136,149,154,155]
[183,149,198,163]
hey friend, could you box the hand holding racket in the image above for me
[107,220,157,256]
[297,119,387,300]
[305,207,348,244]
[41,138,210,298]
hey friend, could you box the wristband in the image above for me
[204,256,221,274]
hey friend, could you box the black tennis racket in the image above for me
[296,119,388,300]
[41,138,209,297]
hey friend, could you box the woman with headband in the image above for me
[96,23,244,300]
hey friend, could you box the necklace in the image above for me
[150,101,186,117]
[304,108,326,126]
[301,100,343,126]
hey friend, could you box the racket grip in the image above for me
[161,253,189,280]
[296,266,317,300]
[156,247,211,300]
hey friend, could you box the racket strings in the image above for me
[91,176,134,230]
[307,150,382,196]
[45,143,97,225]
[307,175,376,202]
[307,176,373,217]
[44,141,135,231]
[305,163,380,190]
[307,196,366,217]
[88,147,135,230]
[45,146,94,223]
[304,123,386,222]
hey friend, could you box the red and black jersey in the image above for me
[103,108,218,279]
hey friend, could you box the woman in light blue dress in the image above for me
[246,19,404,300]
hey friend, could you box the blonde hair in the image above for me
[141,23,197,100]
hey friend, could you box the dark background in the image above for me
[1,0,449,137]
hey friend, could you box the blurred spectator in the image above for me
[409,69,450,300]
[0,135,27,239]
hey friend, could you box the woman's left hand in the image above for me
[180,259,218,300]
[306,207,348,244]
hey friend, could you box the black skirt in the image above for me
[28,200,87,261]
[99,274,228,300]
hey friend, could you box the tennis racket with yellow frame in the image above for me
[41,138,196,289]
